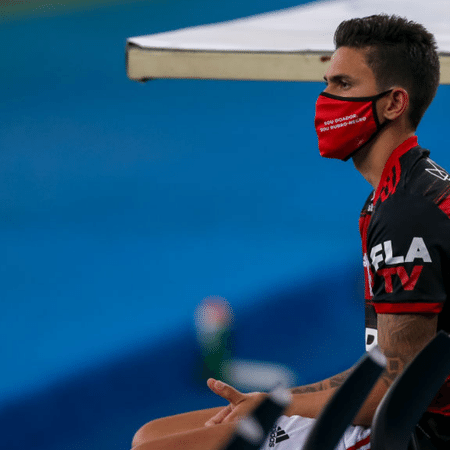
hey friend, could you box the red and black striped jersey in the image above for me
[359,135,450,416]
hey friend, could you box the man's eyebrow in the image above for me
[323,74,354,84]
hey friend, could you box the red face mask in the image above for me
[314,90,392,161]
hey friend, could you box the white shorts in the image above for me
[260,415,371,450]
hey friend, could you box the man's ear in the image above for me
[383,88,409,122]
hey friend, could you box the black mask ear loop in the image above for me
[372,89,393,130]
[343,89,394,162]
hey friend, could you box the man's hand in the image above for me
[204,378,266,426]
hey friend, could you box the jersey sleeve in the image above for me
[367,191,450,314]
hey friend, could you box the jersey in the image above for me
[259,415,371,450]
[359,136,450,416]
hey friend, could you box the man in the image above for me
[131,14,450,450]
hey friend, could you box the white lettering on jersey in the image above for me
[404,237,432,263]
[370,237,431,270]
[365,327,378,352]
[370,244,383,272]
[384,240,404,265]
[363,253,374,297]
[425,159,450,181]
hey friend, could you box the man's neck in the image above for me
[352,126,415,190]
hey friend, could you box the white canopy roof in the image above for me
[126,0,450,83]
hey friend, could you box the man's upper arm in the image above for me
[377,313,438,386]
[368,192,448,311]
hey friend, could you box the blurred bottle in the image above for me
[194,296,234,381]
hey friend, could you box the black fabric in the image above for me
[360,143,450,416]
[416,412,450,449]
[363,146,450,311]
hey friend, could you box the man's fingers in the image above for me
[222,408,242,424]
[206,378,217,391]
[204,404,233,427]
[222,394,265,424]
[207,378,244,404]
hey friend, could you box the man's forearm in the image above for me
[290,368,354,395]
[286,366,393,427]
[284,368,354,419]
[285,315,436,426]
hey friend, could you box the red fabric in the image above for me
[374,136,418,204]
[377,267,397,293]
[347,435,371,450]
[372,302,443,314]
[438,196,450,219]
[315,95,378,160]
[359,212,374,300]
[379,159,401,203]
[397,265,423,291]
[377,266,423,293]
[428,376,450,415]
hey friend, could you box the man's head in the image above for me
[333,14,440,130]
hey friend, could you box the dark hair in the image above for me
[334,14,440,130]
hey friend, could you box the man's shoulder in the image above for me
[373,146,450,217]
[360,145,450,222]
[401,146,450,201]
[368,147,450,234]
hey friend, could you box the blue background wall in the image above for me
[1,1,449,449]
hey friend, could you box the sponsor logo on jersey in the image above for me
[425,159,450,182]
[367,237,431,294]
[376,265,423,292]
[268,426,290,447]
[370,237,431,271]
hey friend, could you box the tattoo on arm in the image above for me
[291,368,354,394]
[377,313,438,389]
[291,314,437,396]
[380,357,403,387]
